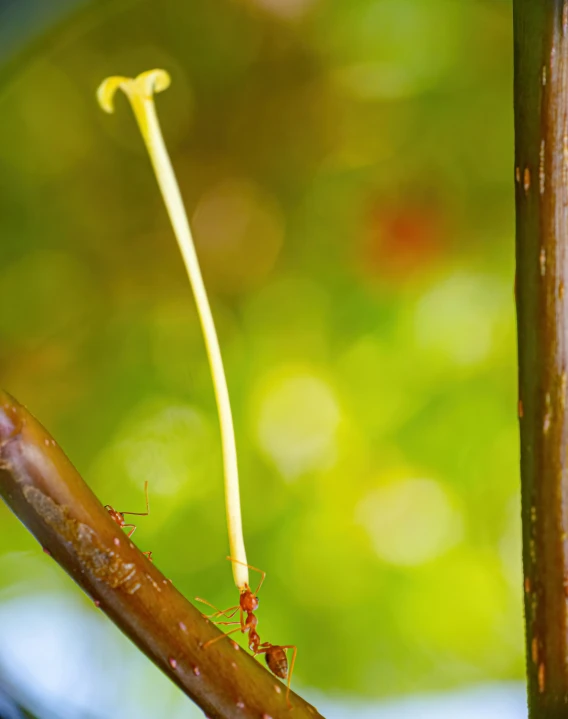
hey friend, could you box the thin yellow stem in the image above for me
[97,70,248,590]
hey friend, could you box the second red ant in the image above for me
[196,558,297,707]
[105,480,153,560]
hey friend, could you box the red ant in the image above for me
[196,556,265,626]
[105,480,153,560]
[196,558,297,707]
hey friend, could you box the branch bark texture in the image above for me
[0,390,324,719]
[514,2,568,716]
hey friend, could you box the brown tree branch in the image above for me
[514,1,568,716]
[0,390,324,719]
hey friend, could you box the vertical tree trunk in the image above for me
[515,1,568,716]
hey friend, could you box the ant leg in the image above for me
[194,598,240,619]
[226,556,266,595]
[123,524,137,538]
[279,646,297,709]
[142,551,153,562]
[121,480,150,518]
[202,625,242,649]
[253,642,271,658]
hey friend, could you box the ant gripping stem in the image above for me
[197,558,296,708]
[197,558,266,649]
[195,557,265,627]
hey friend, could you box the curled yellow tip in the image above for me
[96,69,171,113]
[96,76,129,113]
[138,69,171,95]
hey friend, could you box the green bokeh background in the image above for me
[0,0,519,714]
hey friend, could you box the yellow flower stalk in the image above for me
[97,70,249,590]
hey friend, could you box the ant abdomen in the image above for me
[265,647,288,679]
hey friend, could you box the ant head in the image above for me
[105,506,124,527]
[241,590,259,613]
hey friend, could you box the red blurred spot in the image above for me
[359,195,446,282]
